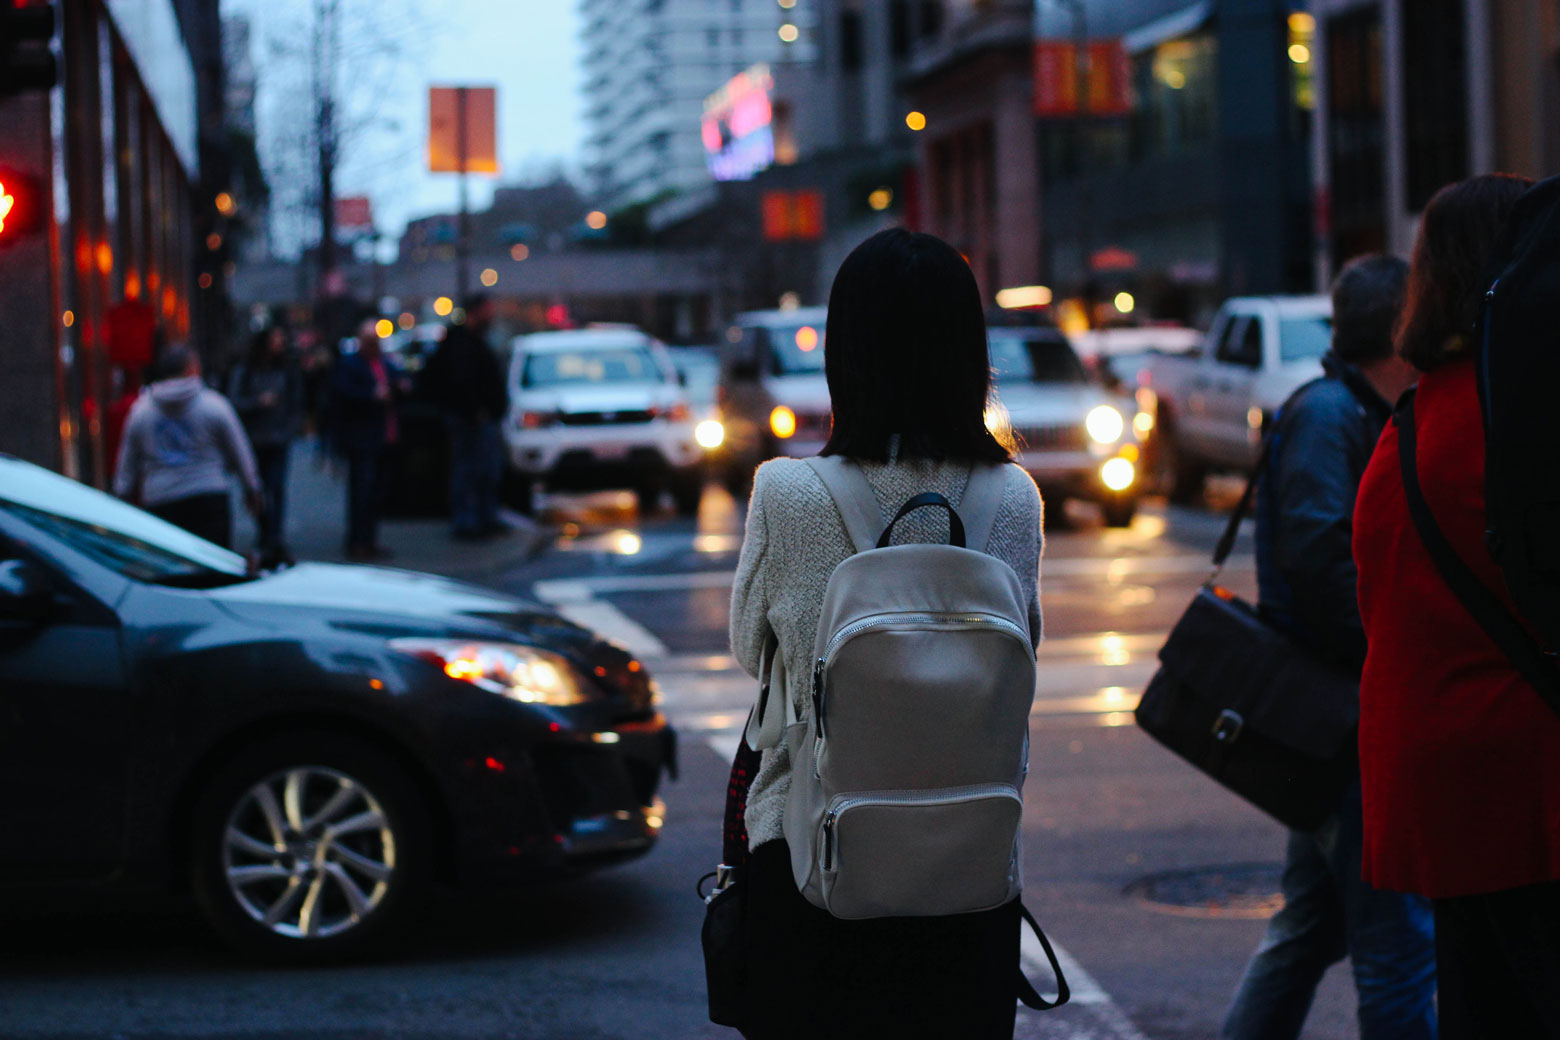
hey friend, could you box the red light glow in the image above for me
[484,756,506,773]
[0,183,13,234]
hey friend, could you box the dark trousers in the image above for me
[150,492,232,549]
[740,840,1020,1040]
[447,416,504,535]
[1222,784,1437,1040]
[1434,880,1560,1039]
[342,431,387,552]
[254,443,290,552]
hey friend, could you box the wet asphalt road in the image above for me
[0,484,1363,1040]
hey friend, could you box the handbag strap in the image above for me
[1016,902,1071,1011]
[1209,432,1275,581]
[1394,390,1560,718]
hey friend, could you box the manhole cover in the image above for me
[1125,862,1284,918]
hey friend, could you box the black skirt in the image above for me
[738,840,1021,1040]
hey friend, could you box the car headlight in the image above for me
[695,419,725,448]
[390,639,588,706]
[1086,405,1125,444]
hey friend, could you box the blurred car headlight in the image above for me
[770,406,797,439]
[390,639,588,705]
[1101,457,1136,492]
[695,419,725,449]
[1086,405,1125,444]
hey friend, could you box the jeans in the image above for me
[150,492,232,549]
[254,443,290,552]
[447,416,504,535]
[341,428,386,551]
[1223,784,1438,1040]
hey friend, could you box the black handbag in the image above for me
[1134,436,1359,832]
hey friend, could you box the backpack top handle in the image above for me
[876,493,966,548]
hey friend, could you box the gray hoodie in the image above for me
[113,375,262,507]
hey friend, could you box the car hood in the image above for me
[995,383,1125,425]
[768,374,830,414]
[210,563,581,644]
[205,563,657,707]
[513,384,683,416]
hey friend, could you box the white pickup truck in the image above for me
[1137,296,1333,501]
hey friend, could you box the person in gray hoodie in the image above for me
[113,344,263,549]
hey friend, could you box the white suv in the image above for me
[504,328,705,515]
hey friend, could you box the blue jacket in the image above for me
[1255,353,1392,672]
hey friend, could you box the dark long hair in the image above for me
[1395,173,1532,372]
[821,229,1010,463]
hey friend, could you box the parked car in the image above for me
[1137,295,1332,500]
[714,306,831,493]
[0,456,675,960]
[504,327,705,516]
[990,326,1145,527]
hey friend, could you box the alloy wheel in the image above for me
[221,766,396,941]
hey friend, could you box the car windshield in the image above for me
[0,462,250,587]
[522,346,664,387]
[1279,316,1333,362]
[989,336,1088,384]
[767,323,826,376]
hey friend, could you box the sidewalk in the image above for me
[234,438,548,585]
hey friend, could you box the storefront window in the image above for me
[1132,33,1218,159]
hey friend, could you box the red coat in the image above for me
[1354,359,1560,898]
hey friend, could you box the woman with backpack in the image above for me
[726,229,1046,1038]
[1352,172,1560,1037]
[228,324,304,562]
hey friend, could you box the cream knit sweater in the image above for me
[729,455,1044,850]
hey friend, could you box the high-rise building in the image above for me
[579,0,820,209]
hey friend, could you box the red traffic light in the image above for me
[0,167,45,246]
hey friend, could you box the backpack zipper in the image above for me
[811,612,1031,775]
[821,783,1021,870]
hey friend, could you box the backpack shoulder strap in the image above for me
[959,463,1010,554]
[1394,391,1560,718]
[805,456,883,554]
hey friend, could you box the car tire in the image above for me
[670,471,704,516]
[1101,498,1138,528]
[189,732,433,963]
[1158,419,1205,505]
[635,482,663,517]
[501,471,535,516]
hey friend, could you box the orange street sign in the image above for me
[429,86,499,174]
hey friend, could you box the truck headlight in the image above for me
[390,639,588,705]
[1086,406,1125,445]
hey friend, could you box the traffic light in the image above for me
[0,167,45,247]
[1,2,58,97]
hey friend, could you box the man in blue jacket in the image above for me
[1223,255,1435,1039]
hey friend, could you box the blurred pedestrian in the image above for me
[424,293,509,538]
[1354,173,1558,1039]
[1221,254,1435,1040]
[332,320,402,561]
[727,230,1043,1039]
[228,325,303,563]
[113,344,262,549]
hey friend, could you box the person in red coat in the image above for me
[1353,172,1560,1038]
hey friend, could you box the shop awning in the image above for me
[1122,1,1215,55]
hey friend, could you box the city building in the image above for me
[222,14,271,263]
[0,0,230,485]
[1309,0,1560,282]
[579,0,821,210]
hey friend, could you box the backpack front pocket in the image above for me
[818,784,1021,919]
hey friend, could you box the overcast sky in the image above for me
[224,0,585,246]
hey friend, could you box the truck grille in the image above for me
[1013,424,1088,451]
[559,409,655,426]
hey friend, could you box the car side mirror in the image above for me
[0,559,61,626]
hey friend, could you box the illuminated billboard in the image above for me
[702,64,774,182]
